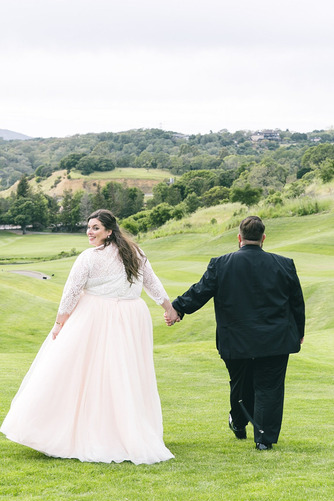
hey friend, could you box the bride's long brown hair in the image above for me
[87,209,144,284]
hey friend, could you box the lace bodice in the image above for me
[58,244,169,315]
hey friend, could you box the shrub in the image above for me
[319,159,334,183]
[285,182,305,199]
[265,192,284,206]
[121,219,139,235]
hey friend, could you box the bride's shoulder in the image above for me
[91,243,119,259]
[74,247,94,262]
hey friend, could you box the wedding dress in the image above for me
[1,244,174,464]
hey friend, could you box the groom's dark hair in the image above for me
[239,216,265,241]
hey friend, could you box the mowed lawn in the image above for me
[0,212,333,500]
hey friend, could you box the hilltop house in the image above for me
[251,130,281,142]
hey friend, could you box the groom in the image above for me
[165,216,305,450]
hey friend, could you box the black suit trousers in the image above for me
[224,354,289,444]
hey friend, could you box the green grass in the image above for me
[70,167,175,181]
[1,167,175,197]
[0,210,333,500]
[0,231,88,259]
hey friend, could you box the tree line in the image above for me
[1,127,334,191]
[0,176,144,234]
[0,141,333,234]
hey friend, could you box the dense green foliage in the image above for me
[0,176,145,232]
[1,127,334,189]
[1,129,334,234]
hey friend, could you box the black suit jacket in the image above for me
[172,245,305,360]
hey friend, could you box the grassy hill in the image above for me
[1,203,334,348]
[0,207,333,500]
[0,167,175,198]
[1,127,333,194]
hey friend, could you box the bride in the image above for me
[1,209,175,465]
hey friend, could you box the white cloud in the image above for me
[1,0,333,137]
[2,0,334,51]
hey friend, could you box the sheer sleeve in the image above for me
[58,251,90,315]
[142,258,169,305]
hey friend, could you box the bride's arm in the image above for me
[52,251,90,339]
[142,257,180,322]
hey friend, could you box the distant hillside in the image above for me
[0,129,32,141]
[0,127,333,192]
[0,168,172,198]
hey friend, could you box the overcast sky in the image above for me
[1,0,333,138]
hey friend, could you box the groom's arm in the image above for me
[172,258,217,317]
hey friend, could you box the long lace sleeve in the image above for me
[58,250,90,315]
[142,258,169,305]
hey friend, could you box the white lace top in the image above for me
[58,244,169,315]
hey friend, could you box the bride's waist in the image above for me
[83,291,138,301]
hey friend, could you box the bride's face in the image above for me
[87,218,112,247]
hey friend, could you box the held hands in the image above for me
[164,307,181,326]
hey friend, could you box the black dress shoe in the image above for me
[229,414,247,439]
[255,443,272,450]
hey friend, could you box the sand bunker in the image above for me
[9,271,51,280]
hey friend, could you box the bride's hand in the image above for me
[164,310,180,326]
[52,323,63,340]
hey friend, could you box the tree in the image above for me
[76,155,115,175]
[80,192,93,221]
[184,193,200,213]
[301,143,334,169]
[0,197,11,224]
[135,151,155,169]
[60,190,83,231]
[9,198,34,234]
[236,157,288,195]
[121,187,144,218]
[31,191,49,230]
[100,182,144,218]
[166,185,182,206]
[44,194,60,229]
[319,159,334,183]
[230,184,263,206]
[8,175,49,233]
[16,175,31,198]
[149,203,173,228]
[296,166,312,179]
[60,153,86,172]
[77,156,98,175]
[290,132,308,141]
[172,202,187,220]
[92,183,107,211]
[34,164,53,179]
[147,182,169,208]
[102,182,125,217]
[218,169,236,188]
[201,186,230,207]
[96,157,115,172]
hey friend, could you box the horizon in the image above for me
[1,125,333,142]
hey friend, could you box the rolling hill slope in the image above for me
[1,208,333,352]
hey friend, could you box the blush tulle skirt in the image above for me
[0,294,174,465]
